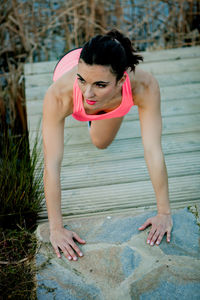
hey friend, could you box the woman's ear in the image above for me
[117,73,127,87]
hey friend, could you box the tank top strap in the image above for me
[123,71,134,106]
[73,78,83,113]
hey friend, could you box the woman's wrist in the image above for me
[157,197,171,215]
[157,209,171,215]
[49,220,63,231]
[158,212,171,216]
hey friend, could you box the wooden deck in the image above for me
[24,46,200,223]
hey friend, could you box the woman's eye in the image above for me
[78,78,85,84]
[97,84,106,88]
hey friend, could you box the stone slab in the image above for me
[35,207,200,299]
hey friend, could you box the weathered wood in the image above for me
[25,60,200,100]
[58,151,200,189]
[38,174,200,220]
[24,70,200,90]
[26,97,200,133]
[155,71,200,87]
[37,199,200,222]
[35,151,199,189]
[139,57,200,75]
[37,132,199,165]
[24,46,200,75]
[140,46,200,62]
[25,81,200,102]
[33,132,200,178]
[28,113,200,147]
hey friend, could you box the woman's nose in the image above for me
[84,85,95,98]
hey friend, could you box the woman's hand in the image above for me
[50,227,86,261]
[138,214,173,246]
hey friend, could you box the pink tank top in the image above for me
[53,48,134,121]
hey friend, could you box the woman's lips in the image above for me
[86,99,97,105]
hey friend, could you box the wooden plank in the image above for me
[57,152,200,190]
[24,59,200,100]
[140,46,200,62]
[155,71,200,87]
[37,199,200,222]
[24,70,200,90]
[38,174,200,219]
[25,56,200,83]
[139,57,200,75]
[26,97,200,133]
[28,113,200,147]
[25,81,200,103]
[127,97,200,120]
[59,132,200,165]
[26,87,200,118]
[33,132,200,173]
[159,83,200,101]
[63,113,200,144]
[25,86,47,101]
[25,73,52,88]
[27,98,200,128]
[24,46,200,75]
[60,174,200,211]
[35,150,200,191]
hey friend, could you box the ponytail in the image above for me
[106,29,143,74]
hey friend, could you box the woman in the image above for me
[42,29,173,262]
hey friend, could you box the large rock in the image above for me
[35,208,200,299]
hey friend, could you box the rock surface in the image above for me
[35,207,200,299]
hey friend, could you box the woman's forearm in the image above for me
[43,168,63,230]
[144,150,171,215]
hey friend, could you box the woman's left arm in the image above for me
[136,75,173,246]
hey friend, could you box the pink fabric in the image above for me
[53,48,82,82]
[53,48,134,121]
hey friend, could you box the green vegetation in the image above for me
[0,123,44,299]
[0,124,44,230]
[0,228,38,299]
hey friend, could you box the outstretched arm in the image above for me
[42,86,86,260]
[136,75,173,245]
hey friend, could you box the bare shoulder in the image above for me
[128,67,160,108]
[45,66,78,118]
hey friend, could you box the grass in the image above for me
[0,228,38,299]
[0,122,44,230]
[0,121,44,299]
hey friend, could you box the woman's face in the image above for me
[77,59,125,112]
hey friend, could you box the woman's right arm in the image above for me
[42,86,86,261]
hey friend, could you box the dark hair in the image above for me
[79,29,143,81]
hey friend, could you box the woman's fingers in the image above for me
[50,228,86,261]
[64,244,79,261]
[72,231,86,244]
[155,232,165,245]
[62,248,73,261]
[138,218,152,230]
[58,241,78,261]
[167,230,171,243]
[139,214,173,246]
[70,239,84,258]
[146,226,156,244]
[148,229,160,246]
[54,245,61,258]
